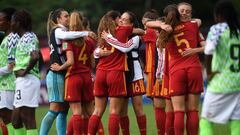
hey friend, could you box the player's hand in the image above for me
[50,63,61,71]
[15,69,26,77]
[88,31,97,41]
[101,31,109,40]
[161,23,172,32]
[99,48,112,57]
[7,63,15,71]
[181,48,197,57]
[207,72,219,82]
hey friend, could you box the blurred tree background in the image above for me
[1,0,240,36]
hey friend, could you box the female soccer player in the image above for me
[142,10,169,135]
[40,8,93,135]
[142,10,159,99]
[50,11,95,135]
[200,1,240,135]
[11,10,41,135]
[0,7,18,135]
[88,10,133,135]
[101,11,147,135]
[147,4,205,135]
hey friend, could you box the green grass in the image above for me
[36,104,230,135]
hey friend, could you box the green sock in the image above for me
[200,118,214,135]
[26,129,38,135]
[6,123,15,135]
[229,120,240,135]
[14,128,25,135]
[0,127,2,135]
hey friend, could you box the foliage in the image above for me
[1,0,240,35]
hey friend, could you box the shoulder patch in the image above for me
[62,42,68,50]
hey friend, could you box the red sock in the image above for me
[98,120,104,135]
[72,115,84,135]
[136,115,147,135]
[83,117,89,135]
[186,110,199,135]
[0,124,8,135]
[108,114,120,135]
[66,116,74,135]
[165,112,174,135]
[120,115,130,135]
[88,115,100,135]
[174,111,185,135]
[155,107,166,135]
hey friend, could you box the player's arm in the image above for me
[90,54,95,69]
[55,28,96,40]
[15,50,39,77]
[51,50,74,71]
[93,47,113,58]
[0,64,14,75]
[156,48,165,82]
[182,31,206,57]
[133,28,145,36]
[204,24,224,81]
[192,18,202,27]
[101,31,139,53]
[146,20,173,32]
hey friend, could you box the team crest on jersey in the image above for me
[62,42,68,50]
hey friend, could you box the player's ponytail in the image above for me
[158,4,180,49]
[214,0,240,39]
[69,11,84,46]
[47,8,65,44]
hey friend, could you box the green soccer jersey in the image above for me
[205,23,240,93]
[0,35,16,91]
[13,32,40,78]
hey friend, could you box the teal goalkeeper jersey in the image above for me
[13,32,40,78]
[205,23,240,93]
[0,35,16,91]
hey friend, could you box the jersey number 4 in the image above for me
[78,43,88,64]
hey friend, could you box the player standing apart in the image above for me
[200,1,240,135]
[11,10,41,135]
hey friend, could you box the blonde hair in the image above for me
[69,11,84,46]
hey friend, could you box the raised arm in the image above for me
[55,28,89,40]
[146,20,173,32]
[101,31,140,53]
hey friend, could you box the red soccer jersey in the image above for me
[97,25,133,71]
[142,28,157,73]
[166,21,204,74]
[63,39,95,78]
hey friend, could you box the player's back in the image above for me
[207,23,240,93]
[64,40,94,77]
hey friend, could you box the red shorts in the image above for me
[169,67,203,96]
[161,74,171,99]
[64,72,94,102]
[146,72,155,97]
[127,79,145,97]
[94,69,127,97]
